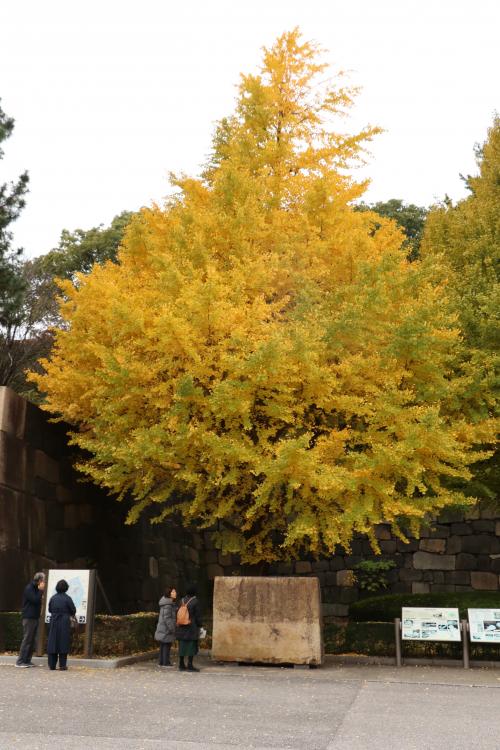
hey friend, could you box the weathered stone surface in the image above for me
[413,551,455,570]
[480,508,499,520]
[392,582,411,593]
[337,569,355,587]
[431,584,456,592]
[312,560,329,572]
[496,521,500,537]
[34,449,59,484]
[207,564,224,579]
[470,572,498,590]
[149,556,159,578]
[399,568,423,582]
[396,539,418,553]
[429,525,450,539]
[0,386,26,439]
[212,576,323,665]
[379,540,397,554]
[472,520,495,533]
[295,561,312,574]
[462,535,500,554]
[451,523,472,536]
[0,432,29,492]
[420,539,446,554]
[446,536,462,554]
[412,582,430,594]
[329,556,345,571]
[445,571,470,585]
[455,553,477,570]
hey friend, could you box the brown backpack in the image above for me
[176,597,194,626]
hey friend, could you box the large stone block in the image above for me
[461,535,500,554]
[472,520,495,534]
[0,432,30,492]
[398,568,423,582]
[295,561,312,574]
[445,570,470,585]
[429,525,450,539]
[413,551,455,570]
[0,386,26,439]
[212,576,323,665]
[337,569,355,587]
[34,449,59,484]
[446,536,462,554]
[412,582,430,594]
[455,553,477,570]
[420,538,446,554]
[470,572,498,590]
[451,522,472,535]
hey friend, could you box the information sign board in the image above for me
[44,569,90,625]
[468,609,500,643]
[402,607,461,641]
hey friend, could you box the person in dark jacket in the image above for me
[175,583,202,672]
[47,579,76,671]
[154,586,177,666]
[16,572,45,668]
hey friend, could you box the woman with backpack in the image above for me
[175,583,202,672]
[154,586,177,667]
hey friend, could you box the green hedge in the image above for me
[324,621,500,661]
[350,592,500,623]
[0,612,23,651]
[0,612,158,657]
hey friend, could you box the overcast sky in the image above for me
[1,0,498,259]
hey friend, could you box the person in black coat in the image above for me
[47,580,76,671]
[16,572,46,667]
[175,583,202,672]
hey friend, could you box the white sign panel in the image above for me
[45,569,90,625]
[468,609,500,643]
[402,607,461,641]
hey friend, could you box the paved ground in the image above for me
[1,655,500,749]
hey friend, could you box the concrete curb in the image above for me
[325,653,500,669]
[0,650,159,669]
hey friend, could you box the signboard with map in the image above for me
[402,607,461,641]
[468,609,500,644]
[44,569,90,624]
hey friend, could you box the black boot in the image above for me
[179,656,186,671]
[187,656,200,672]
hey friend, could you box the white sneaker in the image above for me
[15,663,29,668]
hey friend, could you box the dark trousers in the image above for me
[48,653,68,670]
[16,618,39,665]
[159,643,172,665]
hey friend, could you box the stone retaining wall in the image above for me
[203,511,500,619]
[0,387,205,613]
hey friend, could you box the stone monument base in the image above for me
[212,576,323,666]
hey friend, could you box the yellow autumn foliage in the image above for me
[32,31,497,562]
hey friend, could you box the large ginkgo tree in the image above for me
[33,31,497,562]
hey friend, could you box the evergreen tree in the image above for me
[0,100,29,326]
